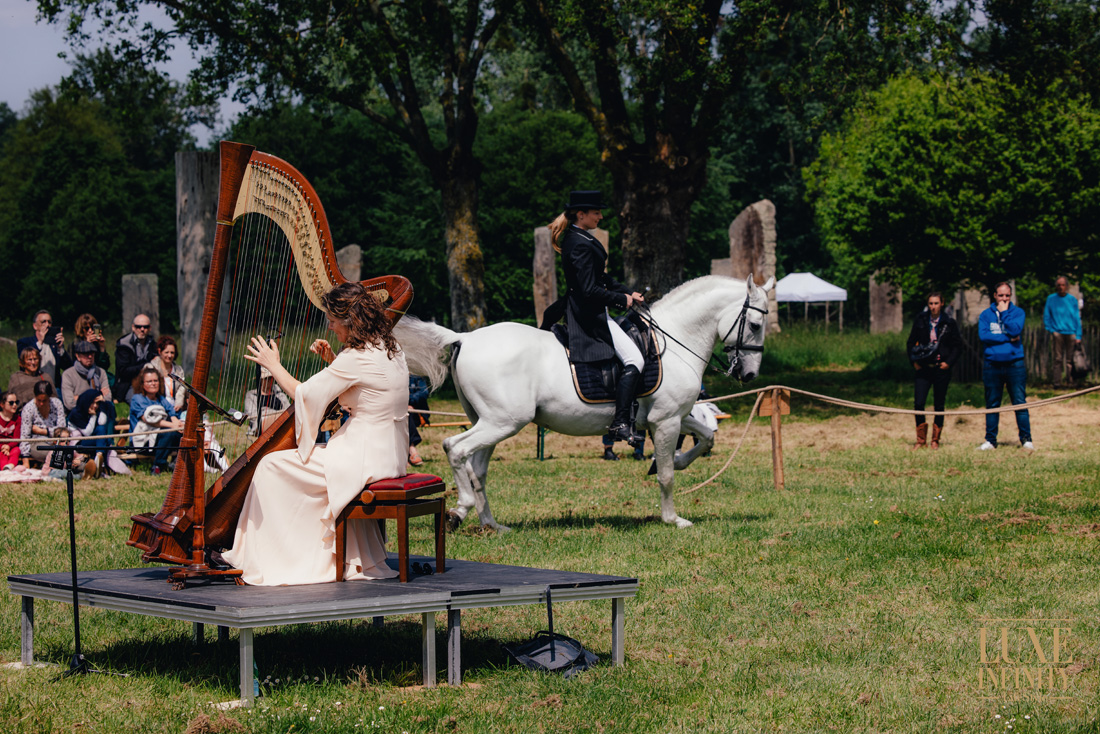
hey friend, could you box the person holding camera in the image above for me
[905,292,961,449]
[16,310,72,385]
[69,313,111,373]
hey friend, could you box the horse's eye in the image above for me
[749,321,761,332]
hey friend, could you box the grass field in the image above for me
[1,325,1098,733]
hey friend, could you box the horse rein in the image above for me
[631,293,767,377]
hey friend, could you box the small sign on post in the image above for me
[757,389,790,491]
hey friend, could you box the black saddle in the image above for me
[550,313,662,404]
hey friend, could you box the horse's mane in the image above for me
[649,275,746,313]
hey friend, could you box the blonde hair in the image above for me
[549,210,580,253]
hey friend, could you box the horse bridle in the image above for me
[633,292,768,377]
[718,293,768,376]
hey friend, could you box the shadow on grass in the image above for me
[48,618,516,693]
[503,511,773,533]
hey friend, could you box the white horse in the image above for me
[394,274,774,531]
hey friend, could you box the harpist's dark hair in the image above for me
[322,282,399,359]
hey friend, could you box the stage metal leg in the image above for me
[192,623,204,646]
[20,596,33,666]
[421,612,436,688]
[372,616,384,628]
[218,626,229,643]
[611,597,625,666]
[239,628,254,707]
[447,609,462,686]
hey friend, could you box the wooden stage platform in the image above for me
[8,557,637,705]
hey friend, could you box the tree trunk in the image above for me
[613,154,707,298]
[440,174,487,332]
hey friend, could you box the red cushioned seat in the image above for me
[335,474,446,583]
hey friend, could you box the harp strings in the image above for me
[204,160,333,469]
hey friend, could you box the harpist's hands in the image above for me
[310,338,336,364]
[245,335,282,372]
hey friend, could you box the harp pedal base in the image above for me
[168,565,245,590]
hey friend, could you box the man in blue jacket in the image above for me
[1042,276,1082,389]
[978,282,1033,451]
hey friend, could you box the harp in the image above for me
[127,141,413,585]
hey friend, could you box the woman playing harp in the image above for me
[218,282,407,585]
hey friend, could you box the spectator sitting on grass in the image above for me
[19,381,69,468]
[0,391,21,470]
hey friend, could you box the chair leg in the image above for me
[434,498,446,575]
[335,512,347,582]
[398,505,410,583]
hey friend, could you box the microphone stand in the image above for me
[39,444,129,679]
[174,374,245,427]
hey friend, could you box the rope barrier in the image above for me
[1,420,232,445]
[678,382,1100,495]
[698,382,1100,417]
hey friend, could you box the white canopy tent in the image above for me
[774,272,848,331]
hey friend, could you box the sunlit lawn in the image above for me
[1,324,1098,733]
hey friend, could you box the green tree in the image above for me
[966,0,1100,102]
[522,0,952,297]
[0,90,178,327]
[40,0,513,331]
[803,73,1100,299]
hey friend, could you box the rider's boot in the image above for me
[608,365,643,447]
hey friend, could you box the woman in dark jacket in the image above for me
[905,292,962,449]
[548,190,646,444]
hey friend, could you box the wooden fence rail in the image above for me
[954,323,1099,384]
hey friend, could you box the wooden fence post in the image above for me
[758,389,790,491]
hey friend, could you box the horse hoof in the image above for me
[674,516,694,529]
[446,511,463,533]
[484,523,511,534]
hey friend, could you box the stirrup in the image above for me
[607,422,634,443]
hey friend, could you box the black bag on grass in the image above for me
[502,587,599,679]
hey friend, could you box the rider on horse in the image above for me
[544,190,646,446]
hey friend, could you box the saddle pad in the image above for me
[566,328,662,404]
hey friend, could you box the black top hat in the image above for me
[73,340,97,354]
[566,190,607,211]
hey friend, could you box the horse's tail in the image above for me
[393,316,460,391]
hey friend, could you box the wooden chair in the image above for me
[334,473,446,583]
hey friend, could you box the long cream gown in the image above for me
[222,345,409,585]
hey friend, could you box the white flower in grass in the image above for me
[1024,715,1031,720]
[310,716,316,721]
[379,705,386,710]
[995,714,1001,719]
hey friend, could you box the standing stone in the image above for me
[336,244,362,283]
[868,273,903,333]
[592,227,609,256]
[533,226,556,326]
[122,274,159,337]
[727,200,779,333]
[176,150,220,375]
[951,287,990,326]
[710,258,732,277]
